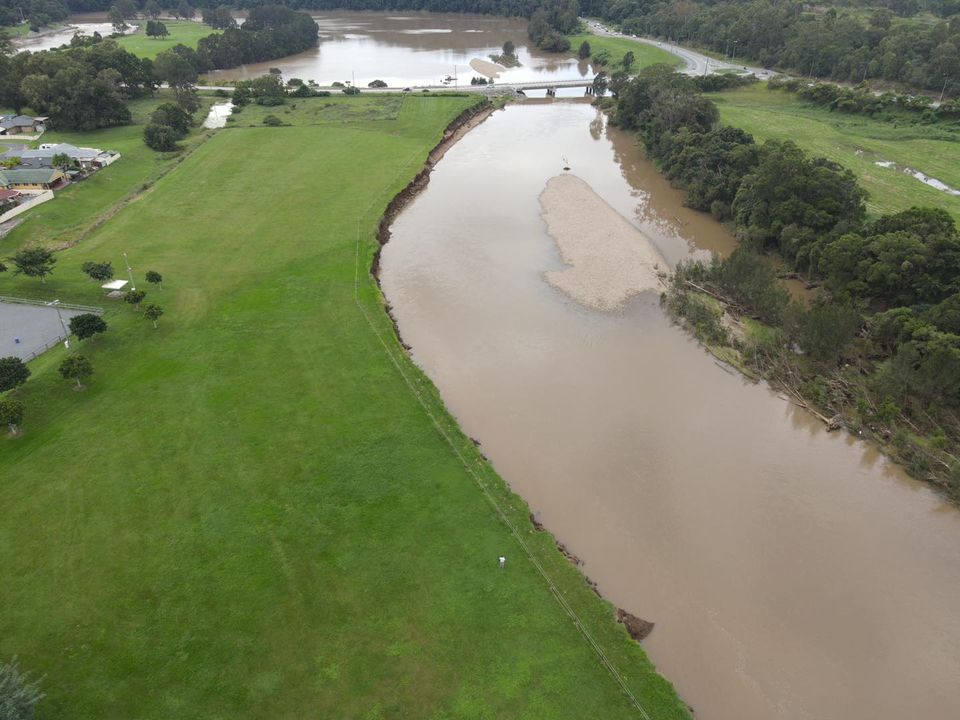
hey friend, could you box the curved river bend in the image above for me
[380,103,960,720]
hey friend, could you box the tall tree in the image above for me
[58,355,93,389]
[82,261,114,282]
[11,247,56,284]
[0,657,43,717]
[0,398,24,437]
[69,314,107,341]
[143,303,165,328]
[0,357,30,393]
[145,270,163,289]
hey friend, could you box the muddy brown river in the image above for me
[380,103,960,720]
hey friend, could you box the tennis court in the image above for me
[0,299,94,361]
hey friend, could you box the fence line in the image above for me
[0,295,103,314]
[21,335,67,363]
[351,128,653,718]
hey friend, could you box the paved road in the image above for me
[583,19,776,80]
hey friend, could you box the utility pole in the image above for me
[49,299,69,348]
[123,252,136,291]
[940,76,949,104]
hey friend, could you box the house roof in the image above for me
[0,143,103,162]
[0,116,39,129]
[0,188,20,201]
[0,168,63,185]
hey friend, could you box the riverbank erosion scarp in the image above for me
[540,174,666,311]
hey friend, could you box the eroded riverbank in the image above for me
[379,102,960,720]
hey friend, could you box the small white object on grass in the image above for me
[498,556,506,569]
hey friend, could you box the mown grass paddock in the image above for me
[711,84,960,221]
[0,95,689,719]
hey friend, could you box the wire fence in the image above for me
[20,335,67,363]
[0,295,104,314]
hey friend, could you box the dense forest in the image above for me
[611,65,960,494]
[583,0,960,93]
[0,39,152,127]
[0,5,318,127]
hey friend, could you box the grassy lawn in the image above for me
[567,30,681,70]
[711,84,960,220]
[116,19,218,59]
[0,95,689,719]
[2,22,34,38]
[1,92,215,252]
[228,95,407,127]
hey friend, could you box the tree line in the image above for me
[613,65,960,494]
[767,76,960,120]
[581,0,960,95]
[0,39,154,129]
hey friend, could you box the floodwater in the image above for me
[12,13,136,53]
[202,101,234,129]
[875,159,960,196]
[205,12,596,86]
[380,103,960,720]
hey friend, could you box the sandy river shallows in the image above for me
[540,174,666,311]
[469,57,506,78]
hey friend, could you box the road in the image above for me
[583,19,776,80]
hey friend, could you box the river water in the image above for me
[380,103,960,720]
[200,12,594,87]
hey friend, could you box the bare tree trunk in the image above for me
[153,320,158,328]
[75,377,82,388]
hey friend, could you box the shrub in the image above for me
[143,123,178,151]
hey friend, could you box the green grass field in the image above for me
[567,31,681,70]
[116,19,218,59]
[228,95,407,127]
[711,84,960,220]
[2,22,33,38]
[0,95,689,719]
[0,93,215,252]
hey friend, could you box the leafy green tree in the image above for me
[592,71,608,97]
[125,289,147,310]
[502,40,515,56]
[578,40,591,59]
[145,270,163,289]
[50,152,73,169]
[0,357,30,393]
[143,303,165,328]
[153,50,198,88]
[146,20,169,39]
[143,123,178,151]
[712,247,790,323]
[150,103,193,137]
[11,247,56,284]
[144,0,162,19]
[81,261,114,282]
[367,79,387,88]
[0,657,43,718]
[732,140,866,248]
[59,354,93,389]
[69,313,107,341]
[177,1,194,20]
[621,51,635,71]
[0,398,25,436]
[785,301,862,364]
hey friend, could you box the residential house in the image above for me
[0,143,121,171]
[0,168,67,191]
[0,115,47,136]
